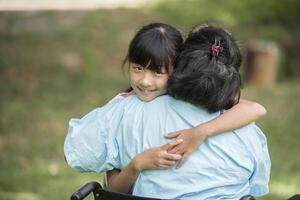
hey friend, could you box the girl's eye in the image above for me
[132,65,143,72]
[154,71,166,76]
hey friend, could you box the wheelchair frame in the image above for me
[70,181,255,200]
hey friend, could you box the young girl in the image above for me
[64,23,267,195]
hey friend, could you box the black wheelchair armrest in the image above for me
[71,181,102,200]
[240,195,255,200]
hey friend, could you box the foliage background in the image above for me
[0,0,300,199]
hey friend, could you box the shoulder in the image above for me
[233,123,266,140]
[232,123,269,157]
[168,95,221,124]
[105,93,131,105]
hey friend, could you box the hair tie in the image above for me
[211,39,223,56]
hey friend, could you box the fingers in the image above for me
[155,151,182,169]
[161,139,183,150]
[164,131,181,138]
[168,144,183,154]
[161,160,176,167]
[159,164,175,169]
[163,152,182,161]
[158,154,180,168]
[175,150,182,155]
[176,153,190,169]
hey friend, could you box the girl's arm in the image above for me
[165,99,267,168]
[106,140,183,193]
[197,99,266,136]
[106,167,138,193]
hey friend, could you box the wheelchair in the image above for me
[71,181,255,200]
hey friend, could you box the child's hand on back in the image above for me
[132,139,183,171]
[164,127,207,168]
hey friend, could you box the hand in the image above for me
[132,139,183,171]
[164,127,208,168]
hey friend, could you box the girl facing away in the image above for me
[64,23,267,195]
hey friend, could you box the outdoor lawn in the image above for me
[0,1,299,199]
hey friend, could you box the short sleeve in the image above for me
[242,124,271,196]
[64,105,122,173]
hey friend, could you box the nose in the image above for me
[139,72,153,88]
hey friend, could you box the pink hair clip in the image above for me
[211,40,223,56]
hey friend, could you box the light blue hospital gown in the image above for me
[64,95,271,200]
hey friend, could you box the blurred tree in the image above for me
[152,0,300,78]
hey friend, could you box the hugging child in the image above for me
[64,23,267,195]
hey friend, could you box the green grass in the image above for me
[0,6,300,200]
[242,82,300,199]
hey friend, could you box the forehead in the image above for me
[131,62,170,72]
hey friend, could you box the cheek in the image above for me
[129,72,137,84]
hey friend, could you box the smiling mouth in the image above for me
[137,86,157,94]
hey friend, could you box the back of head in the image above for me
[168,25,242,112]
[123,22,183,74]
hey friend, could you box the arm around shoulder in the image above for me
[239,99,267,117]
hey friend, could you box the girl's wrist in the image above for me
[131,156,143,172]
[195,123,215,137]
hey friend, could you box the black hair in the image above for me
[167,25,243,113]
[123,22,183,74]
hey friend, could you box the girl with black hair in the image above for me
[64,23,267,195]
